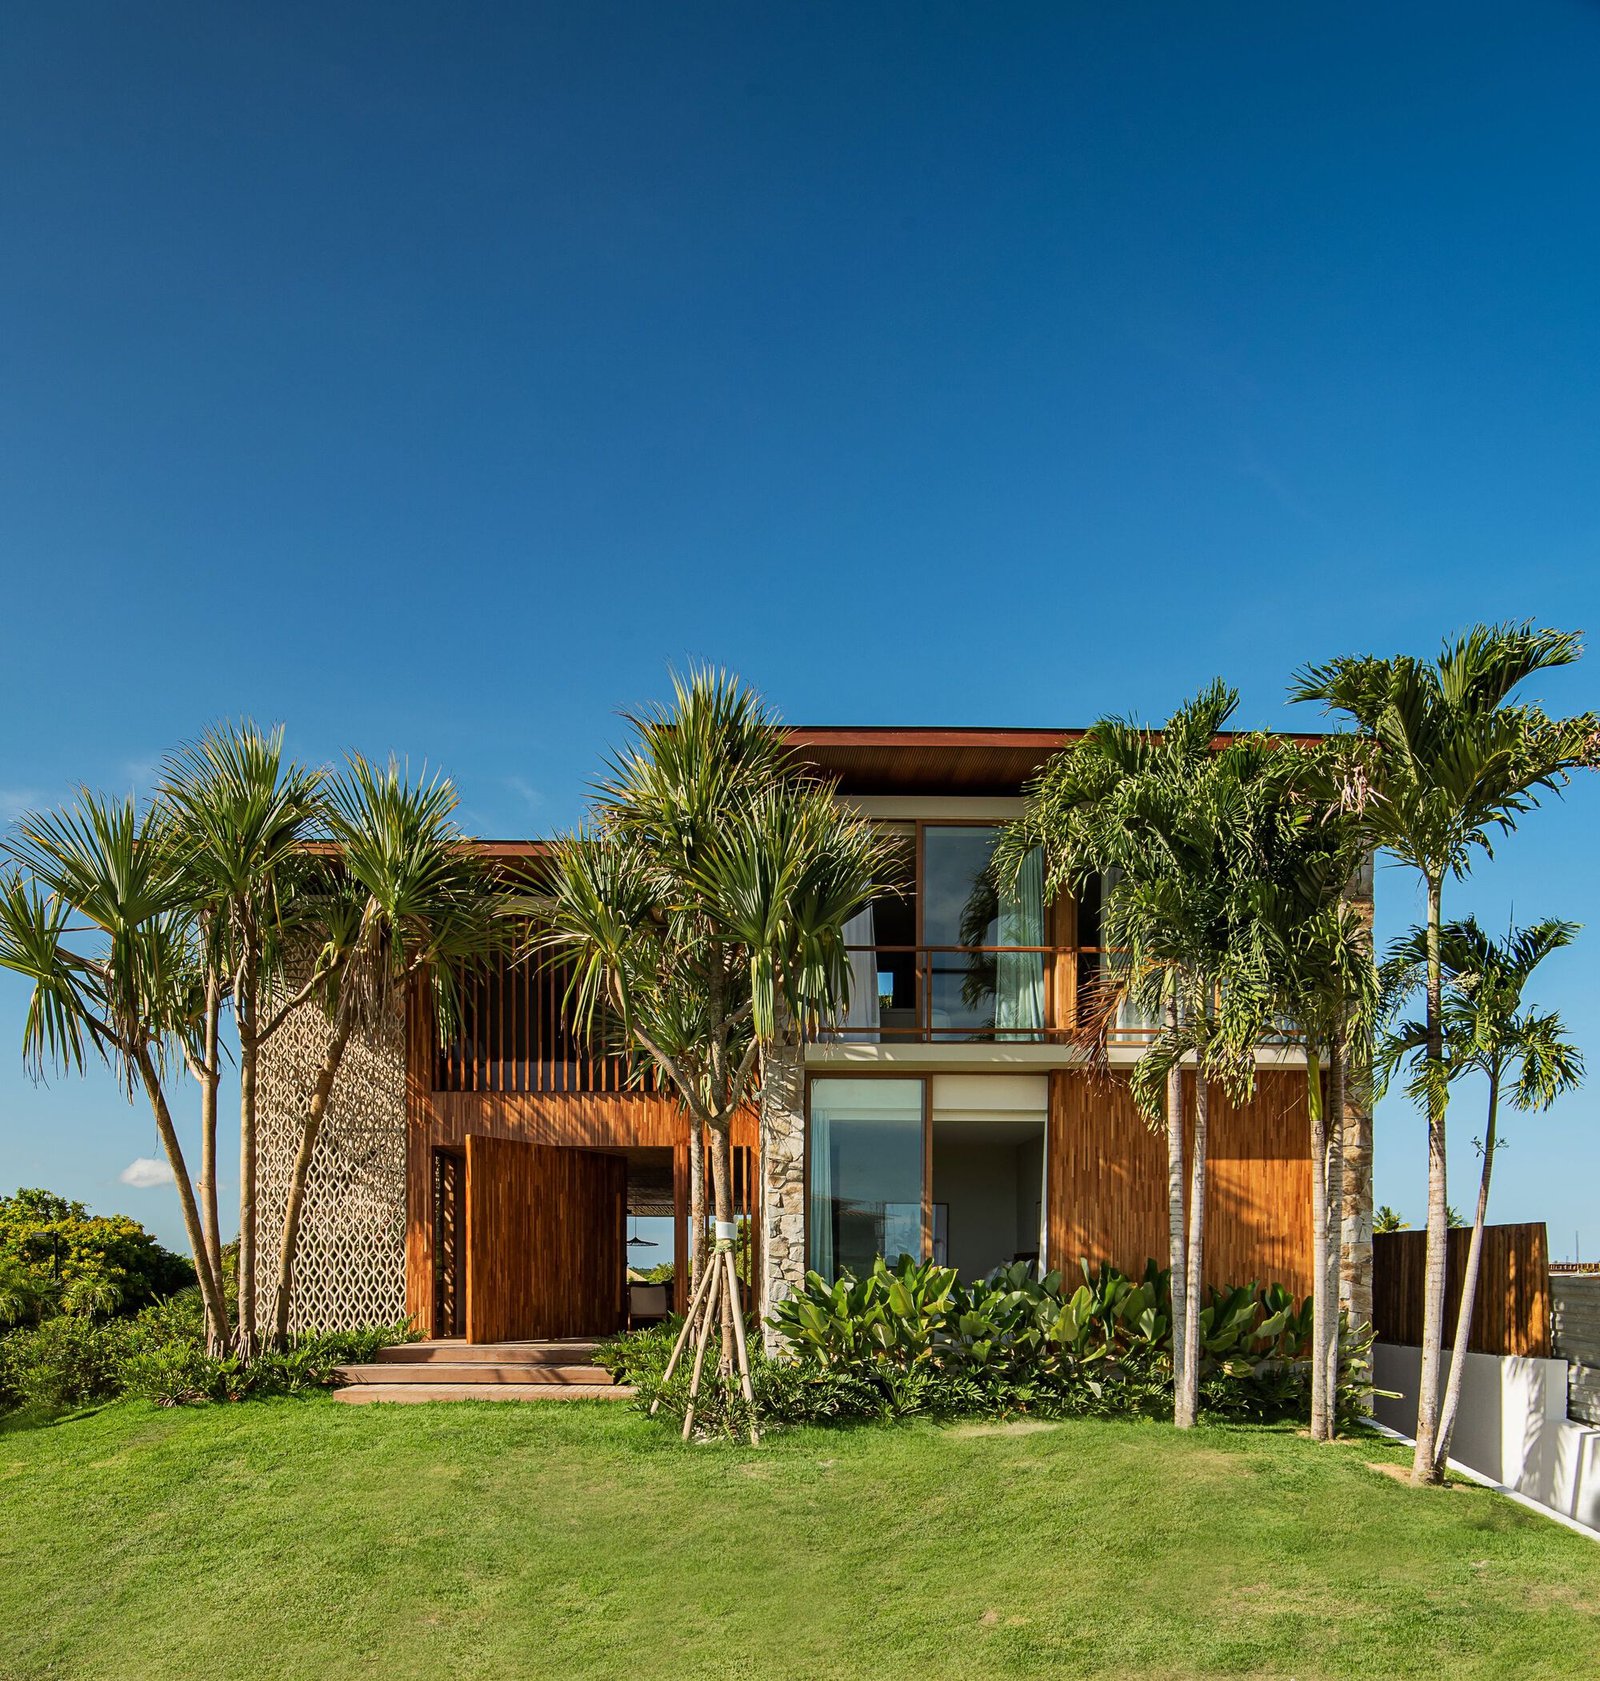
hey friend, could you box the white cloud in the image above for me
[120,1156,175,1189]
[503,774,544,813]
[0,788,44,825]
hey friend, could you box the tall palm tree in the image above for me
[540,670,888,1416]
[1380,916,1583,1472]
[266,757,499,1346]
[1243,864,1377,1439]
[158,722,323,1355]
[1293,621,1596,1482]
[0,795,231,1344]
[1000,681,1258,1428]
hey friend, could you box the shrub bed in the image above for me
[599,1256,1375,1440]
[0,1287,409,1417]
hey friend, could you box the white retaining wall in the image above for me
[1373,1342,1600,1532]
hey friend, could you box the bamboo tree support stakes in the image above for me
[649,1247,717,1415]
[677,1222,761,1443]
[723,1245,760,1446]
[681,1257,724,1441]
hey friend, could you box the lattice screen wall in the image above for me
[255,984,408,1335]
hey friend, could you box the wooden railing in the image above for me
[824,943,1070,1043]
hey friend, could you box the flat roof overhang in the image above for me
[782,724,1327,797]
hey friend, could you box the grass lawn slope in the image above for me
[2,1399,1596,1680]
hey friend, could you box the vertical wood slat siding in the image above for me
[1371,1223,1551,1358]
[464,1134,629,1342]
[1048,1067,1315,1299]
[428,953,635,1096]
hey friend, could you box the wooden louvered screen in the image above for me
[434,955,634,1094]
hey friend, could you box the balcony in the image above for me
[824,943,1068,1044]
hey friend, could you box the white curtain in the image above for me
[840,903,879,1042]
[808,1103,834,1279]
[995,848,1045,1039]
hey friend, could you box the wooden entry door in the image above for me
[463,1136,627,1342]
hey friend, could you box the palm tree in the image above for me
[158,722,323,1354]
[1000,681,1263,1429]
[1374,1206,1409,1233]
[0,795,231,1344]
[266,757,499,1346]
[1380,916,1583,1472]
[1246,865,1377,1439]
[539,670,888,1428]
[1293,621,1596,1483]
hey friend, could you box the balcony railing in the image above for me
[824,944,1071,1043]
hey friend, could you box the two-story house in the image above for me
[255,725,1373,1358]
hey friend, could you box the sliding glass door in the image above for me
[807,1078,924,1280]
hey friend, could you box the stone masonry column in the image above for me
[1340,851,1376,1325]
[758,1034,807,1352]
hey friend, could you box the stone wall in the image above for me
[255,986,408,1335]
[758,1036,806,1350]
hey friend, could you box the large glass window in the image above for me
[921,826,1045,1039]
[808,1078,924,1280]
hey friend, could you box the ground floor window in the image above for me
[807,1074,1048,1282]
[808,1078,924,1280]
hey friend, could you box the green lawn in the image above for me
[2,1399,1596,1681]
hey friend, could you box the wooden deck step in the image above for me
[336,1362,611,1386]
[373,1340,602,1366]
[333,1338,627,1405]
[332,1382,633,1405]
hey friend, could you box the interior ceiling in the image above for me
[932,1118,1046,1145]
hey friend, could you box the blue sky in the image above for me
[2,2,1598,1259]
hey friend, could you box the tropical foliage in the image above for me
[1380,914,1583,1462]
[1295,621,1596,1481]
[0,721,500,1361]
[538,669,894,1419]
[0,1188,192,1326]
[604,1254,1374,1441]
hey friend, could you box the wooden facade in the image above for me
[1048,1066,1315,1298]
[406,979,758,1340]
[397,746,1341,1338]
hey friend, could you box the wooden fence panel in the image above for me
[1371,1222,1551,1357]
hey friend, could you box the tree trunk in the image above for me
[1435,1070,1499,1471]
[270,1013,355,1346]
[136,1044,229,1342]
[1323,1038,1346,1436]
[687,1120,706,1293]
[1163,989,1189,1425]
[1178,1070,1208,1429]
[1412,874,1449,1486]
[196,972,226,1355]
[1308,1042,1331,1443]
[237,944,261,1359]
[709,1122,737,1377]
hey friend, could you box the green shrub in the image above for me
[0,1289,410,1418]
[0,1188,193,1324]
[0,1315,137,1410]
[608,1255,1378,1440]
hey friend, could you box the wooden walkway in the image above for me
[333,1338,634,1404]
